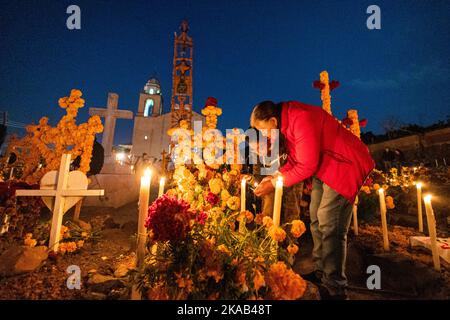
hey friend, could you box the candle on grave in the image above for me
[416,182,424,232]
[378,188,390,251]
[273,176,283,227]
[158,177,166,198]
[435,159,439,167]
[239,178,247,233]
[423,194,441,271]
[137,168,152,267]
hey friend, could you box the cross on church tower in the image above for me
[170,20,194,129]
[89,93,133,158]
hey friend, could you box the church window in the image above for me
[149,88,154,94]
[144,99,154,117]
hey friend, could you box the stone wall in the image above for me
[368,127,450,166]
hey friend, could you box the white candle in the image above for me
[239,178,246,233]
[9,167,14,180]
[444,158,447,166]
[378,188,390,251]
[435,159,439,167]
[158,177,166,198]
[416,182,423,232]
[423,194,441,271]
[137,168,152,267]
[272,176,283,227]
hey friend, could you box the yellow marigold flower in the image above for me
[209,178,223,195]
[386,196,395,209]
[373,183,381,191]
[287,244,299,255]
[268,225,286,242]
[361,186,371,194]
[291,220,306,238]
[220,189,231,202]
[25,233,33,239]
[253,269,266,291]
[265,262,307,300]
[262,216,273,228]
[81,231,88,238]
[148,283,170,300]
[24,237,37,248]
[70,89,82,98]
[382,184,389,191]
[76,240,85,248]
[226,196,240,211]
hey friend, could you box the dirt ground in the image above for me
[0,202,449,300]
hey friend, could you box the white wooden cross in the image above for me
[89,93,133,158]
[16,154,104,252]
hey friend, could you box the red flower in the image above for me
[145,195,194,242]
[342,117,353,127]
[359,119,368,128]
[329,80,340,91]
[206,191,219,206]
[196,211,208,225]
[312,80,325,90]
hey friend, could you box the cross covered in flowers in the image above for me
[313,71,340,115]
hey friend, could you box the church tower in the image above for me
[170,20,194,128]
[137,77,163,117]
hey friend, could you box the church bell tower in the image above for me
[170,20,194,128]
[137,77,163,117]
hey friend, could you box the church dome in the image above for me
[143,77,161,95]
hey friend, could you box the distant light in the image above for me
[115,152,125,161]
[144,135,148,140]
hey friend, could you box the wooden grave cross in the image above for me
[16,154,104,252]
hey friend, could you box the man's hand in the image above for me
[254,179,275,197]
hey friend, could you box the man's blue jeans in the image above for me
[309,177,353,295]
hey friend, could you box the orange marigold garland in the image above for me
[2,89,103,184]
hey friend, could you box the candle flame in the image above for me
[424,194,432,202]
[160,177,166,183]
[144,168,152,178]
[277,176,283,183]
[378,188,384,194]
[416,182,422,189]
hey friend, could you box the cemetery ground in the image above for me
[0,198,449,300]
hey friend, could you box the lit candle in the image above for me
[378,188,390,251]
[137,168,152,267]
[158,177,166,198]
[352,196,359,236]
[239,178,246,233]
[272,176,283,227]
[423,194,441,271]
[416,182,423,232]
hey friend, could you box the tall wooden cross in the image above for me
[89,93,133,158]
[16,154,104,252]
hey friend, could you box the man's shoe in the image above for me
[301,271,322,285]
[318,285,348,300]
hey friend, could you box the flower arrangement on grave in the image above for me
[132,164,308,300]
[24,220,100,255]
[0,89,103,184]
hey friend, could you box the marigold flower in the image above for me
[287,244,299,255]
[265,262,306,300]
[226,196,240,211]
[268,225,286,242]
[254,213,264,225]
[386,196,395,209]
[373,183,381,191]
[291,220,306,238]
[209,178,223,195]
[262,216,273,228]
[220,189,231,202]
[361,186,371,194]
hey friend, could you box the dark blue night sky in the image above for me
[1,0,449,144]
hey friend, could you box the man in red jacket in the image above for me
[252,100,375,299]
